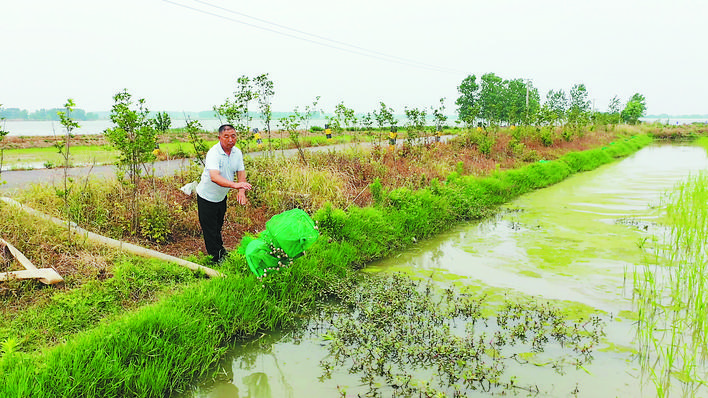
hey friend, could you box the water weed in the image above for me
[311,274,605,397]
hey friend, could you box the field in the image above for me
[1,122,706,397]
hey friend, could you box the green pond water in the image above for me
[184,143,708,398]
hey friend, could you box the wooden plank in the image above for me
[0,238,63,284]
[1,238,37,270]
[0,268,64,285]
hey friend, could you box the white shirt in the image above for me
[195,142,245,203]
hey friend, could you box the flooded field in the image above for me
[183,144,708,397]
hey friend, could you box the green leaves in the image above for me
[621,93,647,125]
[153,111,171,134]
[457,74,540,128]
[105,89,157,174]
[456,74,480,127]
[104,89,158,234]
[567,84,591,130]
[213,75,257,151]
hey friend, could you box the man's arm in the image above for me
[208,169,251,191]
[235,170,248,205]
[208,169,250,205]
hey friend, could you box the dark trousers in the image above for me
[197,194,228,262]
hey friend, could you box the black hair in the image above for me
[218,124,236,133]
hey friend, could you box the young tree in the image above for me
[544,89,568,127]
[214,75,254,151]
[455,75,479,128]
[104,89,158,234]
[404,106,426,145]
[361,112,375,142]
[153,111,171,136]
[343,103,357,131]
[373,101,395,145]
[55,99,80,237]
[607,95,622,126]
[185,117,208,166]
[0,104,9,179]
[296,96,321,132]
[330,102,357,138]
[431,98,448,142]
[566,83,591,131]
[254,73,275,155]
[279,113,305,164]
[621,93,647,125]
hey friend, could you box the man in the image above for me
[196,124,252,263]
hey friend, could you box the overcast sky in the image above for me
[2,0,707,116]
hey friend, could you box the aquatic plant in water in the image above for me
[312,274,605,397]
[634,172,708,397]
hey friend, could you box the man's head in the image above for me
[218,124,237,153]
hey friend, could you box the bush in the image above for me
[139,201,173,243]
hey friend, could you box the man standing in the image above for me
[196,124,252,263]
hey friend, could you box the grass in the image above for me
[1,257,201,354]
[1,145,119,169]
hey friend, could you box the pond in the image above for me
[182,143,708,398]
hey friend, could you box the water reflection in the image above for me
[202,373,272,398]
[367,143,708,313]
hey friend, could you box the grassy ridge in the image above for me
[0,135,652,397]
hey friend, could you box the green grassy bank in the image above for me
[0,134,653,397]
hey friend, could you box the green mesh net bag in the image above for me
[239,209,319,278]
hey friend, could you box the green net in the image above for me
[240,209,319,278]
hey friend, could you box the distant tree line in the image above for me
[0,107,100,121]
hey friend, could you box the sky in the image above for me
[2,0,707,117]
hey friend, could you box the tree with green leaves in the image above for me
[104,89,158,235]
[404,106,426,145]
[567,84,591,132]
[621,93,647,125]
[0,104,9,180]
[478,73,505,128]
[543,89,568,127]
[214,75,255,151]
[296,96,321,133]
[185,117,208,166]
[455,75,480,128]
[501,78,528,126]
[153,111,171,136]
[361,112,374,142]
[607,95,622,126]
[521,80,541,125]
[329,102,357,138]
[254,73,275,155]
[373,101,396,145]
[55,99,80,236]
[279,113,306,164]
[431,97,448,142]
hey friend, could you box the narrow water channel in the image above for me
[184,143,708,398]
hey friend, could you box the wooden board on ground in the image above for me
[0,238,63,285]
